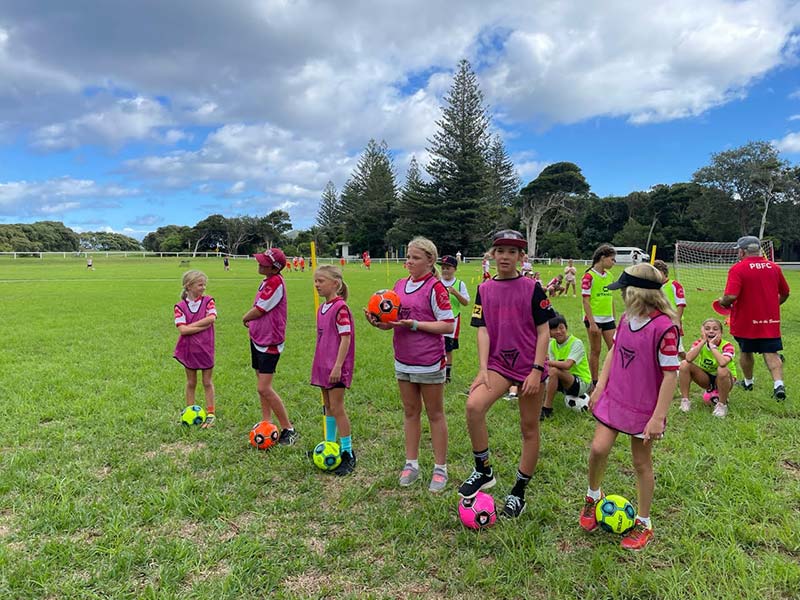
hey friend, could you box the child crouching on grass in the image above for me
[174,270,217,428]
[311,265,357,475]
[678,318,737,418]
[579,263,679,551]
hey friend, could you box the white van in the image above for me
[613,247,650,265]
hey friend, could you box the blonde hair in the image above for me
[702,317,725,332]
[181,270,208,300]
[314,265,349,301]
[408,236,439,277]
[620,263,676,320]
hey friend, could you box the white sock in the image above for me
[774,380,784,388]
[434,463,447,474]
[406,459,419,469]
[745,378,754,386]
[636,515,652,528]
[681,397,689,402]
[586,487,602,501]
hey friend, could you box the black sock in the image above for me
[446,365,452,381]
[473,448,491,475]
[510,470,532,498]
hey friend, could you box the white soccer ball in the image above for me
[565,393,590,412]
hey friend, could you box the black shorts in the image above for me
[251,341,281,374]
[558,374,581,396]
[734,336,783,354]
[445,337,459,352]
[584,318,616,332]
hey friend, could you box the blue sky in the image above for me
[1,1,799,240]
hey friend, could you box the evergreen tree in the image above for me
[316,181,341,239]
[388,156,438,246]
[484,134,521,233]
[427,59,492,253]
[339,139,397,255]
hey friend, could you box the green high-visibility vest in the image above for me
[549,335,592,383]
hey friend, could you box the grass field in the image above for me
[0,256,798,599]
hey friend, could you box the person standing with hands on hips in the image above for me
[718,236,790,400]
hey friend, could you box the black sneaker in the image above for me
[773,385,786,401]
[278,428,299,446]
[500,493,526,518]
[742,382,754,391]
[458,470,496,498]
[539,407,553,421]
[333,450,356,476]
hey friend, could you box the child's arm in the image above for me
[589,345,614,409]
[470,326,492,392]
[521,322,549,397]
[242,306,263,325]
[684,340,702,363]
[549,358,575,370]
[450,284,469,306]
[329,334,351,384]
[642,370,677,442]
[582,295,598,332]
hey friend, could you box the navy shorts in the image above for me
[251,341,281,374]
[734,337,783,354]
[445,337,459,352]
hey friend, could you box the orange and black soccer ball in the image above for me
[249,420,279,450]
[368,289,401,323]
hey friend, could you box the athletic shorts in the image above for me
[558,374,590,397]
[320,382,346,390]
[251,341,281,374]
[395,369,447,384]
[734,336,783,354]
[584,318,616,332]
[444,337,459,352]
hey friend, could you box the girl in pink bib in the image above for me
[311,266,356,475]
[578,263,680,551]
[173,270,217,428]
[365,237,454,493]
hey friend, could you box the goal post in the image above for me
[674,239,774,292]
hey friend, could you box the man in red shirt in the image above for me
[719,236,790,400]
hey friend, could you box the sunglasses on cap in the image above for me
[491,229,526,249]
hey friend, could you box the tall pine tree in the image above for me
[316,181,342,241]
[484,134,521,233]
[388,156,438,246]
[427,59,492,254]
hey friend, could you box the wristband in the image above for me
[532,364,545,372]
[411,320,418,331]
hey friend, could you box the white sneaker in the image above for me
[680,398,691,413]
[712,403,728,418]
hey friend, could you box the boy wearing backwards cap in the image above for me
[242,248,299,445]
[440,255,470,383]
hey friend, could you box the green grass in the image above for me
[0,256,798,599]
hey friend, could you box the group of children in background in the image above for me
[172,233,742,551]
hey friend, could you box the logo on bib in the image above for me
[500,348,520,369]
[619,346,636,369]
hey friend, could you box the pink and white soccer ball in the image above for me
[702,389,719,405]
[458,491,497,530]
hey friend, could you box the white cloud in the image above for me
[0,177,138,217]
[773,131,800,152]
[789,114,800,120]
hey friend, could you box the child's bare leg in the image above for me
[398,381,422,461]
[465,371,509,450]
[185,368,198,405]
[588,423,618,490]
[256,372,290,428]
[588,329,602,382]
[327,387,351,438]
[631,437,655,518]
[601,328,615,350]
[201,368,215,413]
[421,383,447,465]
[717,367,733,404]
[518,385,544,475]
[544,367,560,409]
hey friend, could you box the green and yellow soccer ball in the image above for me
[595,494,636,534]
[181,404,207,426]
[312,441,341,471]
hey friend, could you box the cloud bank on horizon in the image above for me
[1,0,799,237]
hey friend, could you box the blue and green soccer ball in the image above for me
[181,404,207,426]
[312,441,341,471]
[595,494,636,534]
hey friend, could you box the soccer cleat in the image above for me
[679,398,691,413]
[539,407,553,421]
[773,385,786,401]
[712,403,728,418]
[579,495,602,532]
[277,428,299,446]
[201,413,216,428]
[458,470,496,498]
[428,467,448,493]
[621,520,654,551]
[333,450,356,476]
[399,463,420,486]
[500,494,526,518]
[741,381,754,391]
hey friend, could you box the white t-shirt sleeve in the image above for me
[459,280,470,303]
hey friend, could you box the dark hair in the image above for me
[548,314,568,329]
[591,244,616,266]
[652,259,669,277]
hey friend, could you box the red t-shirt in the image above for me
[724,256,790,339]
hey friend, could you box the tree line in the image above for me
[5,60,799,260]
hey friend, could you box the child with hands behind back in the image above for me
[311,265,357,475]
[174,270,217,428]
[364,237,454,493]
[678,318,737,417]
[579,263,679,551]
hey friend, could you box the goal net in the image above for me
[674,240,774,292]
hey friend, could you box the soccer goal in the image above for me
[674,239,774,292]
